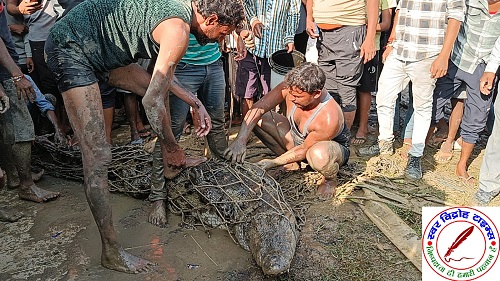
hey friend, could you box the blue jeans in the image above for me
[170,59,227,158]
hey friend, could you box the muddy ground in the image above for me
[1,100,497,280]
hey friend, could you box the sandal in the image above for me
[350,136,367,145]
[457,175,477,187]
[427,134,446,148]
[130,138,144,145]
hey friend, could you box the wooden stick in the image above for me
[357,189,422,272]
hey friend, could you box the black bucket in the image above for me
[269,50,305,76]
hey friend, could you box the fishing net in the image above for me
[32,135,152,198]
[167,159,297,237]
[31,136,341,231]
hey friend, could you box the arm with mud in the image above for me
[225,82,288,163]
[142,18,190,169]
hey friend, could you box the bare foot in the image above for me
[148,200,168,227]
[316,176,338,200]
[316,162,339,200]
[18,184,60,203]
[102,246,156,273]
[163,156,207,179]
[0,207,23,222]
[435,141,453,163]
[32,169,45,182]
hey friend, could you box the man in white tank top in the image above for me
[225,63,350,199]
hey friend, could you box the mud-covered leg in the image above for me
[306,141,343,200]
[0,141,19,188]
[253,111,293,155]
[62,83,154,273]
[9,141,60,202]
[148,140,168,227]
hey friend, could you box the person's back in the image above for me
[49,0,192,72]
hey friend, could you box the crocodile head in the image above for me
[247,212,298,275]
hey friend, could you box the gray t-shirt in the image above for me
[25,0,58,42]
[49,0,192,72]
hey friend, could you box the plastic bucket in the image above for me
[269,50,305,89]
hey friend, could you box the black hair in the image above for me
[194,0,245,28]
[284,62,326,93]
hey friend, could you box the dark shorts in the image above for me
[358,51,379,92]
[0,80,35,144]
[339,144,350,166]
[45,37,108,93]
[317,25,365,112]
[235,51,271,99]
[99,82,116,109]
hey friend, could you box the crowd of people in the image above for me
[0,0,499,275]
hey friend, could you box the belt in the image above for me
[320,27,344,32]
[318,24,344,32]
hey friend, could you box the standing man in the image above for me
[225,63,350,200]
[432,0,500,185]
[236,0,301,118]
[473,35,500,205]
[148,33,228,227]
[306,0,379,129]
[45,0,245,273]
[359,0,465,180]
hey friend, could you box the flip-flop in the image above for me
[350,136,367,145]
[453,140,462,151]
[457,175,477,187]
[130,138,144,145]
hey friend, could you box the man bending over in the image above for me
[45,0,245,273]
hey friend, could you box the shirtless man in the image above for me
[225,62,350,199]
[45,0,245,273]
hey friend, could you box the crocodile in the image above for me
[168,159,299,275]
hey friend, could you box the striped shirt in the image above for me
[451,0,500,74]
[485,35,500,73]
[243,0,301,58]
[180,34,221,65]
[392,0,465,62]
